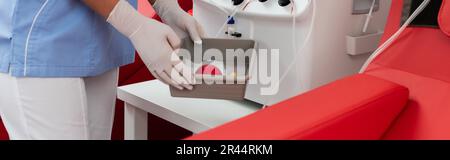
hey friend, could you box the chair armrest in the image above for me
[187,74,409,140]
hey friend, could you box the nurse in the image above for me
[0,0,204,140]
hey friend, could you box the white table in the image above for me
[117,80,263,140]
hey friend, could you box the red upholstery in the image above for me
[189,0,450,140]
[364,0,450,140]
[366,67,450,139]
[188,75,409,140]
[0,118,7,140]
[439,0,450,36]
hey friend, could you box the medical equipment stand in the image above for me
[118,80,262,140]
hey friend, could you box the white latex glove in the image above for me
[107,0,193,90]
[153,0,205,44]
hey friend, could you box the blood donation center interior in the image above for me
[0,0,450,140]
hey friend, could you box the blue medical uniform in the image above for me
[0,0,137,77]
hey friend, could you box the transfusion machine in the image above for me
[194,0,391,105]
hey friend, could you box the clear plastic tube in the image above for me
[292,0,298,83]
[263,0,316,107]
[359,0,431,73]
[363,0,377,33]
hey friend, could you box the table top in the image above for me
[117,80,262,133]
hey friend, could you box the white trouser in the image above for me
[0,69,118,140]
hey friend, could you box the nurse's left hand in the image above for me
[105,0,194,90]
[153,0,206,44]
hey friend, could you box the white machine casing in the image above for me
[194,0,391,105]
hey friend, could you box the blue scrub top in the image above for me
[0,0,15,73]
[0,0,137,77]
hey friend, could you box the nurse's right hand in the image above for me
[107,0,193,90]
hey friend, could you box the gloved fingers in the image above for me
[150,69,169,85]
[174,62,195,85]
[154,55,185,90]
[158,70,184,90]
[186,22,203,44]
[166,28,182,49]
[148,52,172,75]
[170,51,195,84]
[170,49,195,85]
[170,50,183,65]
[164,65,193,90]
[150,61,185,90]
[196,21,207,38]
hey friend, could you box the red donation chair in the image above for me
[188,0,450,140]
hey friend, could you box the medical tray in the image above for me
[169,38,257,100]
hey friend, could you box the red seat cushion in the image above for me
[188,74,409,140]
[189,0,450,140]
[365,20,450,140]
[366,67,450,140]
[363,0,450,139]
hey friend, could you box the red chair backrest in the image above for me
[365,0,450,139]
